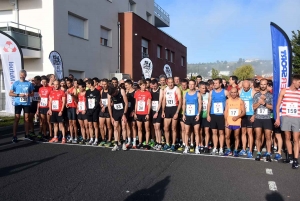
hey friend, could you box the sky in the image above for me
[155,0,300,63]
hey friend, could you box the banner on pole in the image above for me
[270,22,292,119]
[164,64,172,78]
[49,51,64,80]
[140,58,153,79]
[0,31,24,114]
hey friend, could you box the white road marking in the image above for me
[268,181,277,191]
[266,168,273,175]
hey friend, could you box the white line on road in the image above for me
[266,168,273,175]
[268,181,277,191]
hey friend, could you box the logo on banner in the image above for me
[164,64,172,78]
[3,41,17,52]
[140,58,153,79]
[49,51,64,80]
[279,46,288,89]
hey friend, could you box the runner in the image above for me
[274,75,300,168]
[108,85,128,151]
[182,80,202,154]
[85,79,101,145]
[239,80,256,158]
[174,76,180,87]
[77,81,89,144]
[253,79,273,162]
[99,79,113,147]
[224,87,245,157]
[199,82,210,153]
[48,80,66,143]
[10,70,34,142]
[66,78,78,143]
[207,78,228,155]
[93,77,102,91]
[159,74,167,90]
[150,79,164,150]
[134,80,152,149]
[111,77,118,88]
[37,76,53,140]
[161,77,182,151]
[29,76,41,139]
[227,76,239,91]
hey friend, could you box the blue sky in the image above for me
[155,0,300,63]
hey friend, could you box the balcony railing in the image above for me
[0,21,41,51]
[154,2,170,27]
[142,52,149,58]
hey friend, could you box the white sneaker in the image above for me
[195,148,200,154]
[87,139,93,145]
[122,143,127,151]
[211,148,217,155]
[219,148,224,156]
[183,146,189,154]
[112,144,119,151]
[92,141,98,146]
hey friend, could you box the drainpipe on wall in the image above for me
[118,21,121,73]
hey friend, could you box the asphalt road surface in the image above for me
[1,127,300,201]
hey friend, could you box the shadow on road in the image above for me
[0,152,67,178]
[265,191,284,201]
[125,176,170,201]
[0,141,38,153]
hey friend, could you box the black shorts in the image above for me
[210,114,225,130]
[78,112,87,121]
[50,111,64,123]
[136,114,149,122]
[87,109,100,122]
[30,102,38,113]
[15,105,30,114]
[200,117,210,128]
[67,107,77,120]
[150,110,162,124]
[164,106,178,119]
[112,109,124,122]
[99,112,110,118]
[253,118,273,130]
[184,115,200,126]
[241,115,253,128]
[39,108,49,115]
[272,119,281,134]
[63,108,68,121]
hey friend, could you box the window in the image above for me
[129,0,136,12]
[68,12,88,39]
[142,39,149,58]
[170,51,174,62]
[165,49,169,60]
[146,12,152,23]
[101,26,112,47]
[181,56,185,66]
[157,45,161,58]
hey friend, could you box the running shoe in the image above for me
[211,148,217,155]
[112,144,119,151]
[265,154,272,162]
[24,134,29,140]
[195,147,200,154]
[105,141,112,147]
[137,143,143,149]
[92,141,98,146]
[183,146,189,154]
[149,141,155,148]
[246,147,250,153]
[72,139,78,144]
[233,150,239,157]
[132,145,137,149]
[262,152,267,159]
[239,150,247,156]
[204,147,209,153]
[78,139,85,144]
[224,149,232,156]
[247,151,253,158]
[29,132,36,139]
[163,144,171,151]
[190,146,195,153]
[122,143,127,151]
[274,153,282,161]
[49,137,58,143]
[254,146,257,151]
[218,148,223,156]
[199,146,204,153]
[177,145,185,152]
[255,153,261,161]
[142,141,147,146]
[87,139,93,145]
[67,138,73,143]
[125,143,132,148]
[99,141,106,146]
[170,145,176,152]
[283,157,293,164]
[12,136,18,143]
[37,133,43,140]
[156,144,162,151]
[61,138,66,144]
[292,160,299,169]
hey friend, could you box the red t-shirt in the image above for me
[66,87,77,108]
[227,85,239,92]
[96,86,102,91]
[134,90,152,115]
[77,92,86,112]
[49,90,65,112]
[38,86,53,108]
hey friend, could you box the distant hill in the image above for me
[187,59,273,77]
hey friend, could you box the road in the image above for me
[0,127,299,201]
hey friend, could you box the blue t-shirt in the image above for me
[11,80,34,106]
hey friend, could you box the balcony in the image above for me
[0,22,41,58]
[154,2,170,27]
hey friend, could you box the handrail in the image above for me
[0,21,41,34]
[154,2,169,18]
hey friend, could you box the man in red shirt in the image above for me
[48,80,66,143]
[66,78,78,143]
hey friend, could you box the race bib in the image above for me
[101,99,108,107]
[137,100,146,112]
[229,109,239,117]
[40,98,48,107]
[213,102,223,114]
[244,101,250,112]
[114,103,123,110]
[67,94,72,104]
[88,98,95,109]
[286,102,298,115]
[202,100,208,111]
[78,101,85,111]
[186,104,196,116]
[32,92,40,101]
[257,108,268,115]
[52,100,59,110]
[20,96,28,103]
[152,101,158,111]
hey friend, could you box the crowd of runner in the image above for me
[9,69,300,169]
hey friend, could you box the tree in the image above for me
[212,68,219,79]
[233,65,255,80]
[291,30,300,74]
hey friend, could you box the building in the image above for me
[0,0,187,111]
